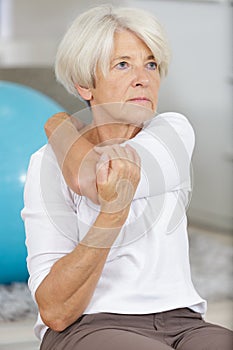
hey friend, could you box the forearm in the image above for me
[44,112,193,203]
[35,210,127,332]
[45,113,96,195]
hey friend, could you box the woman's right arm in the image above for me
[22,143,140,333]
[45,112,99,204]
[36,211,128,332]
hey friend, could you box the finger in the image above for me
[95,144,130,162]
[51,112,71,120]
[125,144,141,167]
[111,144,138,170]
[96,153,109,184]
[94,145,124,159]
[113,144,140,167]
[121,144,137,164]
[94,145,109,155]
[44,112,70,136]
[44,112,70,132]
[111,144,129,160]
[95,145,120,164]
[95,145,139,175]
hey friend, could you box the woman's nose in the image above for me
[131,68,149,87]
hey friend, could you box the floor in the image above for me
[0,318,39,350]
[0,226,232,349]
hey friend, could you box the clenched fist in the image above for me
[95,144,141,220]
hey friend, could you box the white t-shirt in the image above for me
[21,112,207,341]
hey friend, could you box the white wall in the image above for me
[0,0,127,65]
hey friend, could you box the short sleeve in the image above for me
[124,112,195,199]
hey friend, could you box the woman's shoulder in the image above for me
[144,111,195,142]
[145,111,193,128]
[136,111,195,159]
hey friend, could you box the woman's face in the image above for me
[78,30,161,124]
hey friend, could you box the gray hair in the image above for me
[55,5,171,97]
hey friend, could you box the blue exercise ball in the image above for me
[0,81,64,284]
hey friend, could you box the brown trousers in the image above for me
[40,308,233,350]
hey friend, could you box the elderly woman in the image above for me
[22,5,232,350]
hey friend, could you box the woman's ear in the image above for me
[75,84,92,101]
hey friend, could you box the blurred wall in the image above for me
[0,0,127,65]
[125,0,233,232]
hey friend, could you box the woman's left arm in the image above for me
[95,112,195,198]
[125,112,195,198]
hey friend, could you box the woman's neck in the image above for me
[81,121,141,146]
[95,122,141,145]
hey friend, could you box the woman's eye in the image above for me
[115,61,128,70]
[146,61,158,70]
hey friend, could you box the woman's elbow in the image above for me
[40,307,82,332]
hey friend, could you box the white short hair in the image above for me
[55,5,171,97]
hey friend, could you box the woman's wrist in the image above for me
[81,210,128,249]
[97,209,129,228]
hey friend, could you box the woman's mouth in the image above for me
[128,97,150,102]
[127,97,152,108]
